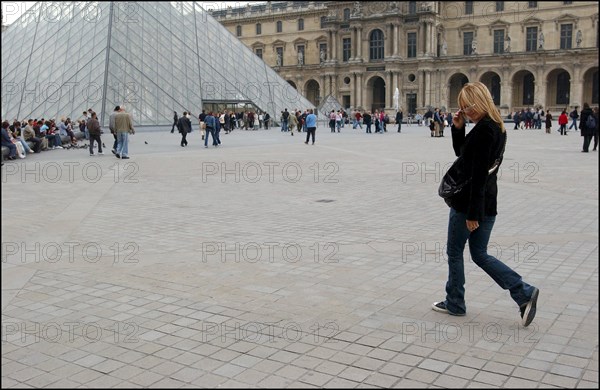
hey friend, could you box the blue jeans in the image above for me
[282,120,288,132]
[444,208,536,315]
[569,118,577,129]
[116,132,129,157]
[204,127,215,146]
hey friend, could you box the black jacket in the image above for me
[448,116,506,221]
[177,116,192,134]
[579,107,594,136]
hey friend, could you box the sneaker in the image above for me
[90,153,94,156]
[98,152,103,155]
[56,146,63,149]
[121,156,130,159]
[111,149,116,155]
[431,301,466,316]
[520,287,539,327]
[115,153,120,158]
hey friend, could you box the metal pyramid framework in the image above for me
[317,95,343,119]
[1,2,314,126]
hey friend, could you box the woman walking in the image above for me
[433,82,539,327]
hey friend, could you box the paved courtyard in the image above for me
[2,123,598,388]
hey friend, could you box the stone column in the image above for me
[357,72,363,109]
[501,81,511,109]
[419,70,426,107]
[387,24,393,58]
[320,75,327,97]
[327,30,333,60]
[386,71,393,108]
[332,30,338,62]
[357,27,363,61]
[569,64,583,108]
[350,27,358,61]
[352,73,357,107]
[392,24,399,57]
[425,70,432,106]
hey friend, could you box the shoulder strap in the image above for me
[488,130,507,175]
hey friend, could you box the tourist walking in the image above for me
[433,82,539,327]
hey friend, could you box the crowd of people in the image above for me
[1,106,137,163]
[4,102,598,164]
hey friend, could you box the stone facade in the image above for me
[212,1,598,115]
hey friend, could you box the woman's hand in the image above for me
[453,110,465,128]
[466,220,479,232]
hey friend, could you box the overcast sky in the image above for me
[2,2,262,25]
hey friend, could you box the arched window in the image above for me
[556,71,570,105]
[491,74,501,105]
[298,18,304,31]
[523,73,535,105]
[369,29,384,61]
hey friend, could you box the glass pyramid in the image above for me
[317,95,343,119]
[1,2,314,126]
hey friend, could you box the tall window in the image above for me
[256,23,261,35]
[463,32,474,55]
[298,18,304,31]
[528,1,537,7]
[276,21,282,33]
[408,1,417,14]
[343,38,351,62]
[320,16,327,28]
[407,32,417,58]
[276,47,284,66]
[526,27,538,52]
[493,30,504,54]
[255,48,263,59]
[465,1,473,15]
[556,71,570,104]
[343,8,350,21]
[369,29,384,60]
[523,73,535,105]
[407,93,417,114]
[236,25,242,37]
[496,2,504,12]
[560,24,573,49]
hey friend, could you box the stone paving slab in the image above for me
[2,124,598,388]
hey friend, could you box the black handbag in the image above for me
[439,131,507,201]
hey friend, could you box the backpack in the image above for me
[570,110,577,119]
[586,114,596,129]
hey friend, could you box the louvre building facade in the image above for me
[1,2,313,126]
[213,1,599,115]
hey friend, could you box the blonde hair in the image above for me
[458,82,505,133]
